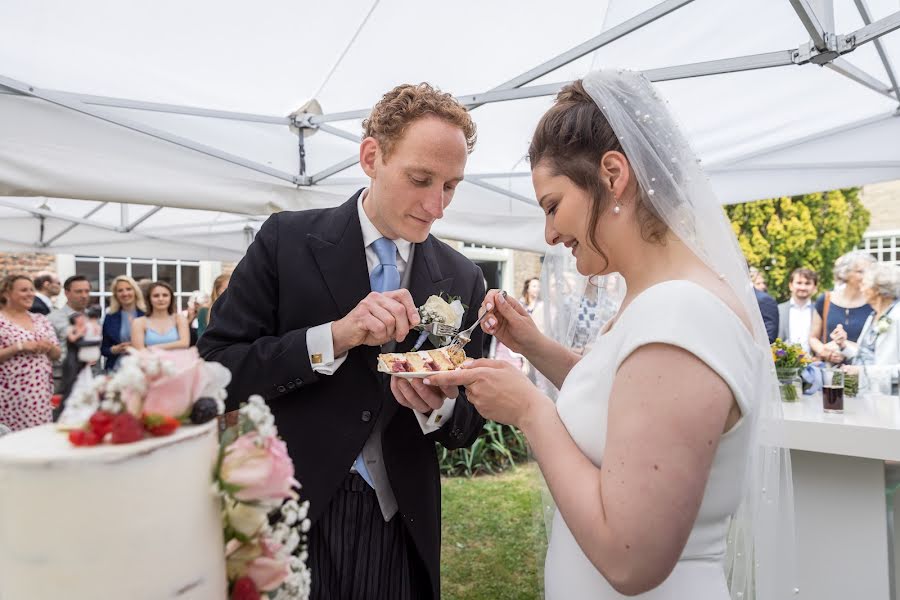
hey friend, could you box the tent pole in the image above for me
[310,0,699,125]
[826,58,896,99]
[853,0,900,104]
[0,86,288,125]
[125,206,163,232]
[789,0,831,50]
[42,202,109,246]
[465,179,538,206]
[0,74,308,186]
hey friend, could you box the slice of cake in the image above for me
[377,345,467,374]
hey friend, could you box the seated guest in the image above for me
[840,262,900,394]
[777,268,818,353]
[809,250,875,364]
[131,281,189,350]
[29,271,61,315]
[101,275,146,371]
[749,267,779,343]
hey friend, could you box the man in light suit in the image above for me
[777,268,818,351]
[199,83,485,600]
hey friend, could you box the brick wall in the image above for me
[0,252,57,280]
[861,180,900,232]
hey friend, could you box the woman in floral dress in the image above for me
[0,274,61,431]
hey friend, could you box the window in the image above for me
[73,256,203,316]
[859,234,900,265]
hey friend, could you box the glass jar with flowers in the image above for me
[771,338,811,402]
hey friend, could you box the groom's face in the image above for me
[361,116,468,243]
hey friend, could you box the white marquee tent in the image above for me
[0,0,898,260]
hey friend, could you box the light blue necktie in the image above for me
[369,236,401,293]
[353,236,400,487]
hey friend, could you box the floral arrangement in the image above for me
[770,338,812,371]
[217,396,311,600]
[418,293,466,346]
[771,339,811,402]
[59,347,230,446]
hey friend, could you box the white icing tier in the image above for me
[0,422,227,599]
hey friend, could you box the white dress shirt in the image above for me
[305,190,453,433]
[788,298,814,352]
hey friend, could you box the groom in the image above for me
[199,83,486,599]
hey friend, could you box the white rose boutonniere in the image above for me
[419,294,466,346]
[875,315,892,335]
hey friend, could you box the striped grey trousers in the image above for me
[307,473,431,600]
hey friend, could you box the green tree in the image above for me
[725,189,870,302]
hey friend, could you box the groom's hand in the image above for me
[391,376,459,414]
[332,290,420,356]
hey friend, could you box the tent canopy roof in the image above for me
[1,0,898,258]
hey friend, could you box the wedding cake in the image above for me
[0,421,227,600]
[0,348,311,600]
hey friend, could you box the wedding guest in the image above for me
[809,250,875,363]
[0,274,60,431]
[29,271,61,315]
[48,275,92,391]
[198,273,230,337]
[101,275,146,371]
[131,281,189,350]
[59,308,102,400]
[749,268,779,343]
[777,268,818,352]
[840,262,900,394]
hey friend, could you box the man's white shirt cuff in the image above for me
[307,322,348,374]
[414,396,456,434]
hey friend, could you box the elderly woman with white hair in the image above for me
[809,250,876,363]
[841,262,900,394]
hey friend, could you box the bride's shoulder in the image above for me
[623,280,751,334]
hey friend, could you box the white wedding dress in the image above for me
[544,280,764,599]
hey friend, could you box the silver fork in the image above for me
[413,322,459,337]
[450,291,506,348]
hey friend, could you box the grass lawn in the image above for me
[441,461,547,599]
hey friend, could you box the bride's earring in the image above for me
[612,196,621,215]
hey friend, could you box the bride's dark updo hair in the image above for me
[528,80,667,266]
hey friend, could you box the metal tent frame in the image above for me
[0,0,898,250]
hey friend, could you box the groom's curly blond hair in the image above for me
[363,83,477,159]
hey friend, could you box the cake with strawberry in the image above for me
[0,348,231,600]
[377,344,468,374]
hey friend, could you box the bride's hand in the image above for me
[424,359,547,428]
[481,289,540,355]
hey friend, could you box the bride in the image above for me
[425,70,796,599]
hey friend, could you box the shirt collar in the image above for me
[789,298,812,309]
[357,189,413,263]
[34,292,51,308]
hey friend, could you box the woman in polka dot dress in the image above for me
[0,274,61,431]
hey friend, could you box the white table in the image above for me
[771,392,900,600]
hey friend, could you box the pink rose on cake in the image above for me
[226,536,291,593]
[221,431,299,502]
[143,348,209,418]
